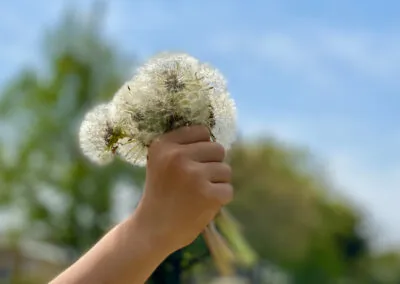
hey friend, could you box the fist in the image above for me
[135,125,233,251]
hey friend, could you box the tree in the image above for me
[228,138,369,282]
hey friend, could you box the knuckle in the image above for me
[194,125,211,140]
[149,136,162,147]
[182,162,205,186]
[166,147,185,165]
[212,143,226,160]
[202,183,234,205]
[149,138,168,155]
[221,163,232,180]
[196,125,210,137]
[183,161,198,177]
[221,184,234,204]
[200,183,214,200]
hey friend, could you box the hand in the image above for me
[133,125,233,252]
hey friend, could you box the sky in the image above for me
[1,0,399,250]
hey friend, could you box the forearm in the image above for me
[50,212,171,284]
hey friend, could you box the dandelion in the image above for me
[110,52,237,165]
[79,103,121,165]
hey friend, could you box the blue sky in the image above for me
[1,0,400,250]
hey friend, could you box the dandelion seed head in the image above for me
[109,52,237,166]
[197,63,237,149]
[79,103,117,165]
[115,138,148,167]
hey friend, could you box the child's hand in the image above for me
[134,125,233,252]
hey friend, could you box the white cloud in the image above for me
[317,28,400,80]
[209,26,400,90]
[259,32,341,89]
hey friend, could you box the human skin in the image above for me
[50,125,233,284]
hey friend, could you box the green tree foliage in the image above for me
[366,251,400,283]
[228,139,369,282]
[0,6,144,257]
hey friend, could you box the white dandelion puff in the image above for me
[79,103,118,165]
[196,63,237,150]
[110,52,237,166]
[115,137,149,167]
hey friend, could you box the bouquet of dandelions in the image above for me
[79,52,256,275]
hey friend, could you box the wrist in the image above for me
[124,205,176,257]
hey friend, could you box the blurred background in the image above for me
[0,0,399,283]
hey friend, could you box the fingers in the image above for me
[202,162,232,183]
[205,183,233,206]
[159,125,211,144]
[184,142,226,162]
[150,125,234,207]
[203,163,233,204]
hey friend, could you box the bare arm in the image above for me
[50,126,233,284]
[49,208,172,284]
